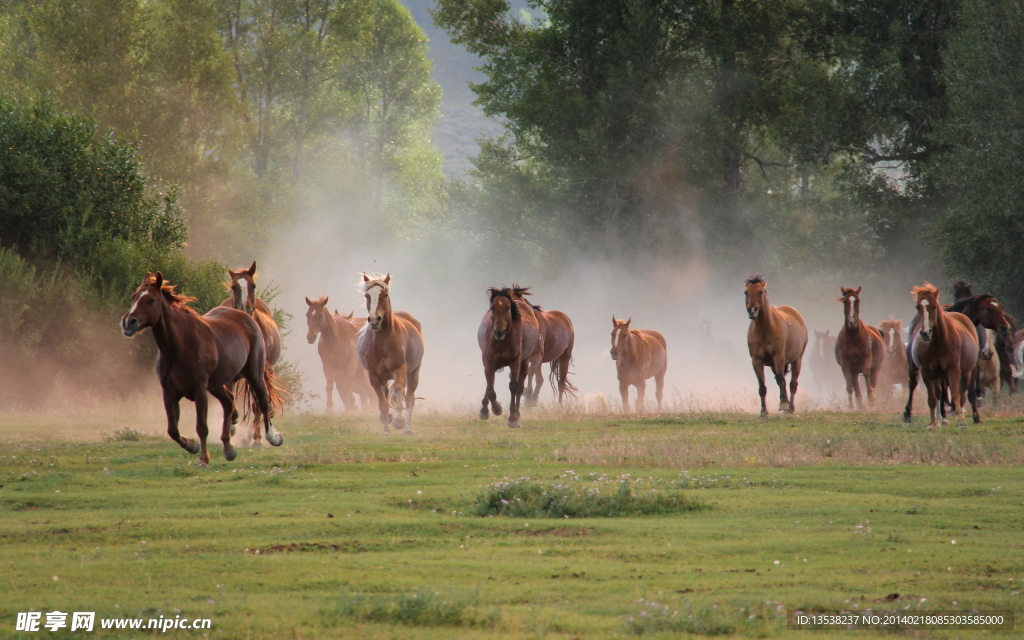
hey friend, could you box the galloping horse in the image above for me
[220,261,282,444]
[810,329,843,395]
[834,287,885,408]
[877,318,907,395]
[609,317,667,412]
[996,314,1017,394]
[305,296,373,412]
[905,283,980,427]
[744,272,808,418]
[978,328,1001,400]
[478,285,540,428]
[121,273,282,466]
[357,274,424,435]
[524,304,577,405]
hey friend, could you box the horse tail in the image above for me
[240,364,286,431]
[548,355,579,400]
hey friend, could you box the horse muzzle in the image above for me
[122,317,139,337]
[368,317,382,330]
[493,329,507,341]
[610,349,619,361]
[919,330,932,342]
[747,308,759,320]
[306,333,317,345]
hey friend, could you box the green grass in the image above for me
[1,408,1023,638]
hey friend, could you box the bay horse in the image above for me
[221,261,282,444]
[905,283,980,427]
[305,296,373,412]
[121,272,282,466]
[357,274,424,435]
[744,272,807,418]
[609,317,667,412]
[478,285,541,428]
[524,304,578,405]
[877,318,907,395]
[834,287,885,408]
[810,329,843,395]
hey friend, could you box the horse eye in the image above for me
[148,298,156,305]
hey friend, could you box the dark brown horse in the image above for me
[834,286,885,408]
[810,329,843,395]
[905,283,980,427]
[121,272,282,466]
[610,317,667,412]
[478,285,541,428]
[524,304,577,405]
[357,274,424,435]
[220,261,282,444]
[305,296,373,412]
[744,272,807,418]
[877,318,907,395]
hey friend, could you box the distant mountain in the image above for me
[402,0,504,177]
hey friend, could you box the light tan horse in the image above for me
[878,318,907,395]
[834,286,885,408]
[610,317,667,412]
[305,297,373,412]
[220,261,282,445]
[744,272,807,418]
[907,283,980,427]
[978,328,1001,400]
[357,274,424,435]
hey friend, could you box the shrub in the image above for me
[330,588,499,628]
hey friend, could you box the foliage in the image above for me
[332,588,499,628]
[623,597,783,636]
[472,471,707,518]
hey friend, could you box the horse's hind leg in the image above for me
[654,369,665,411]
[210,385,237,462]
[773,368,790,413]
[403,366,420,435]
[481,368,499,420]
[788,358,802,414]
[163,390,199,456]
[903,364,919,423]
[369,371,392,434]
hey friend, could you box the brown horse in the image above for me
[357,274,424,435]
[524,304,578,405]
[978,328,1001,400]
[220,261,282,444]
[610,317,667,412]
[810,329,843,395]
[834,287,885,408]
[121,272,282,466]
[478,285,541,428]
[877,318,907,395]
[744,272,807,418]
[906,283,980,427]
[305,296,373,412]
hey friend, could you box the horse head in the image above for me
[361,273,391,330]
[122,272,195,337]
[837,286,862,330]
[227,261,257,315]
[487,287,519,341]
[610,316,632,360]
[953,279,973,301]
[911,283,941,343]
[976,296,1011,339]
[813,329,830,359]
[743,272,767,320]
[879,318,903,355]
[305,295,329,344]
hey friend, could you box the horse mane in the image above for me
[511,284,533,299]
[953,279,973,300]
[945,293,996,315]
[532,304,542,311]
[910,283,940,301]
[487,286,521,322]
[359,273,390,293]
[879,316,902,331]
[745,271,765,285]
[143,274,198,314]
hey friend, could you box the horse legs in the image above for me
[754,364,768,420]
[788,358,801,414]
[210,385,237,462]
[324,368,336,412]
[244,366,282,447]
[850,371,863,409]
[193,388,212,467]
[925,377,940,429]
[163,389,199,455]
[635,379,647,413]
[966,367,981,424]
[903,363,919,423]
[654,370,665,412]
[369,371,392,434]
[508,360,526,428]
[523,359,538,407]
[773,368,790,413]
[404,366,420,435]
[619,379,631,413]
[842,368,856,409]
[481,367,501,420]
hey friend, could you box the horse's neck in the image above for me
[151,305,194,356]
[754,300,782,332]
[625,331,646,364]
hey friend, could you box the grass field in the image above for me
[2,405,1023,638]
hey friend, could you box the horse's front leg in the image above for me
[210,385,237,462]
[324,367,336,412]
[903,363,919,423]
[635,379,647,413]
[391,364,410,433]
[368,371,392,434]
[481,366,499,420]
[508,359,523,428]
[753,363,768,420]
[194,388,212,467]
[163,389,199,455]
[925,378,941,429]
[771,357,790,412]
[619,378,631,413]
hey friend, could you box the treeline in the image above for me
[0,0,442,408]
[434,0,1024,314]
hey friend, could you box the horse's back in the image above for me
[395,313,425,371]
[200,307,264,385]
[395,311,422,332]
[639,329,668,373]
[538,310,574,360]
[775,305,809,359]
[949,311,980,367]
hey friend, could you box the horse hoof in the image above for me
[393,417,406,430]
[251,441,263,448]
[493,404,503,416]
[479,408,489,420]
[224,448,237,462]
[268,433,283,447]
[403,429,415,436]
[759,411,768,420]
[507,419,520,429]
[381,429,391,436]
[185,439,201,455]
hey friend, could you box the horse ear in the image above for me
[343,310,354,319]
[626,317,632,328]
[383,273,391,285]
[154,272,164,289]
[855,286,862,295]
[227,268,237,277]
[825,329,830,336]
[321,296,329,305]
[248,260,257,275]
[305,297,313,306]
[362,273,370,282]
[612,315,616,324]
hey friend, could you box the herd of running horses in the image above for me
[119,265,1024,466]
